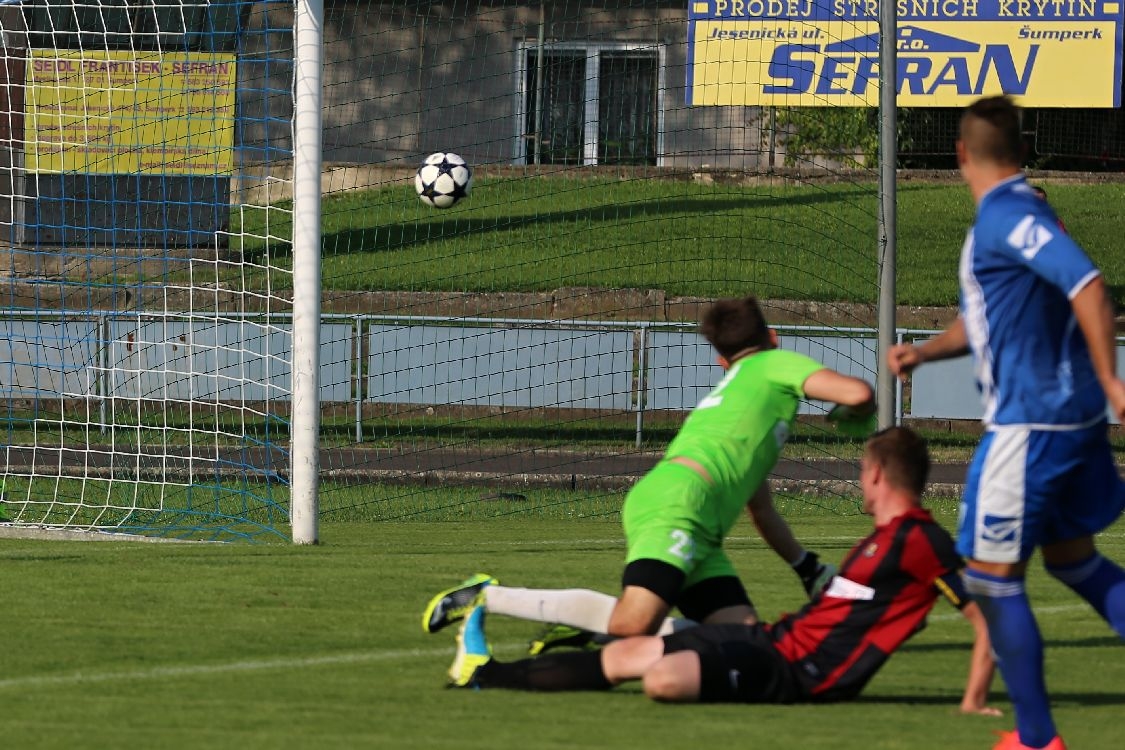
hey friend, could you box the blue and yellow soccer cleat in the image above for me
[527,624,597,656]
[422,573,497,633]
[447,606,492,688]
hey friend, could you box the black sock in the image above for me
[475,650,611,691]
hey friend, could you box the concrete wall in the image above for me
[242,0,778,170]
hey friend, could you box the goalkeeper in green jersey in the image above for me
[423,295,875,647]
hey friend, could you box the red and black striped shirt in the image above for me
[768,507,967,701]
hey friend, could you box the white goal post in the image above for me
[289,0,322,544]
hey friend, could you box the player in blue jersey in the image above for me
[888,96,1125,750]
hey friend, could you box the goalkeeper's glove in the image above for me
[827,403,877,438]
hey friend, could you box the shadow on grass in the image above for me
[856,690,1125,707]
[902,635,1122,653]
[1108,284,1125,310]
[271,189,882,260]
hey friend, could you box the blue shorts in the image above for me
[958,423,1125,563]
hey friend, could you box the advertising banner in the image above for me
[687,0,1124,106]
[25,50,236,174]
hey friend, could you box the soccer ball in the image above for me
[414,152,472,208]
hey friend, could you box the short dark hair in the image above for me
[960,95,1023,167]
[1031,185,1047,199]
[864,426,930,497]
[699,296,771,359]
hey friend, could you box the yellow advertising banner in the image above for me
[25,50,236,175]
[687,0,1124,106]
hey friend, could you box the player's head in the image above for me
[700,295,773,362]
[860,426,930,510]
[1031,185,1048,200]
[957,95,1024,170]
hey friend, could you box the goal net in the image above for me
[1,0,899,542]
[0,1,293,540]
[304,1,883,526]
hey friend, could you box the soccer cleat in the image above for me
[422,573,497,633]
[447,606,492,688]
[992,731,1068,750]
[803,562,837,598]
[528,624,597,655]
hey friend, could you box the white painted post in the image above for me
[290,0,323,544]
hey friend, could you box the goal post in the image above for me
[290,0,322,545]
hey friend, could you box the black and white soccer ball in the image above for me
[414,152,472,208]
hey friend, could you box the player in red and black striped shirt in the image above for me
[453,427,998,716]
[766,429,982,702]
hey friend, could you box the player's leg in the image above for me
[1043,536,1125,639]
[421,572,497,633]
[640,650,702,702]
[609,464,712,636]
[438,559,686,641]
[676,551,757,626]
[423,577,621,634]
[599,634,669,684]
[447,605,613,691]
[425,462,699,636]
[609,552,757,637]
[644,623,800,704]
[481,584,619,632]
[958,428,1063,749]
[608,560,682,636]
[612,505,763,635]
[1040,427,1125,639]
[519,573,731,651]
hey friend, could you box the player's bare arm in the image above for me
[887,318,970,380]
[802,369,875,409]
[959,601,1001,717]
[1070,275,1125,421]
[804,370,876,436]
[745,482,803,568]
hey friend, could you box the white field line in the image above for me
[0,645,479,692]
[423,530,1124,549]
[2,603,1098,692]
[928,603,1089,622]
[418,535,862,549]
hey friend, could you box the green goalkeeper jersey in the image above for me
[664,348,824,529]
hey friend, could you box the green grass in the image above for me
[2,508,1122,749]
[235,177,1125,306]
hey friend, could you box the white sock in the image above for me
[484,586,618,633]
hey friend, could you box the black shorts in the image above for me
[662,623,801,704]
[621,560,752,622]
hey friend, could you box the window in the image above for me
[517,42,663,166]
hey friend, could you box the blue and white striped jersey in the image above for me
[959,174,1104,428]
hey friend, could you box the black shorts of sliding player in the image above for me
[662,623,800,704]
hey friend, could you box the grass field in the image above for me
[237,177,1125,307]
[3,506,1122,750]
[11,172,1125,746]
